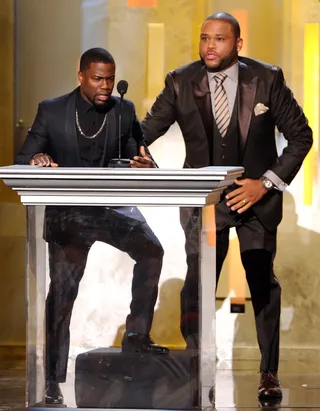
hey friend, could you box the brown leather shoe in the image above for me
[258,371,282,399]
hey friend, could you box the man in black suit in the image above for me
[141,13,313,402]
[15,48,168,405]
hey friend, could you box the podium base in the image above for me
[75,348,198,409]
[109,158,131,168]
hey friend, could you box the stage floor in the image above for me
[1,355,320,411]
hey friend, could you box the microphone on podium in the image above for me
[117,80,128,96]
[109,80,131,168]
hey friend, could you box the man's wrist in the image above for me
[259,176,274,191]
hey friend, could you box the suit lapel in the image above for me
[65,88,81,166]
[238,60,258,157]
[100,97,118,167]
[191,65,213,147]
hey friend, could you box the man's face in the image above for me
[78,62,115,105]
[199,19,242,72]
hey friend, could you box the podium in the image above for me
[0,165,243,411]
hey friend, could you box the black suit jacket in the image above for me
[141,57,313,230]
[15,87,144,166]
[15,87,148,244]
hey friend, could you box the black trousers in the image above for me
[180,200,281,372]
[44,206,164,382]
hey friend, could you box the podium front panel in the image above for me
[26,203,216,410]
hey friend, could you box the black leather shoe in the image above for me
[258,371,282,400]
[45,380,64,405]
[122,333,169,354]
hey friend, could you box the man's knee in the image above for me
[150,233,164,258]
[241,249,279,291]
[241,249,273,272]
[148,240,164,260]
[132,223,164,260]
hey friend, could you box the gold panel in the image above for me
[203,205,216,247]
[0,0,17,203]
[228,231,246,306]
[231,9,248,55]
[303,23,319,205]
[144,23,165,112]
[192,0,207,61]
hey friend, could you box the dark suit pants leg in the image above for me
[123,222,164,334]
[236,217,281,372]
[179,204,281,372]
[46,242,89,383]
[179,206,230,343]
[179,207,200,342]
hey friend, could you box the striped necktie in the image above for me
[214,72,230,137]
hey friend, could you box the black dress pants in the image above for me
[180,200,281,372]
[44,206,164,382]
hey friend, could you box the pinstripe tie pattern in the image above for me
[214,72,230,137]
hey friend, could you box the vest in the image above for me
[212,91,240,167]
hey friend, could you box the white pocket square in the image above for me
[254,103,269,116]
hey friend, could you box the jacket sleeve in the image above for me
[268,67,313,184]
[141,72,177,146]
[15,102,50,164]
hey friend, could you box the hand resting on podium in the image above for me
[29,153,59,167]
[130,145,156,168]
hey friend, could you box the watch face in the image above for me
[263,179,273,189]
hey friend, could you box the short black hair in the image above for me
[205,12,241,38]
[79,47,115,72]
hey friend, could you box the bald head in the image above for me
[203,12,241,39]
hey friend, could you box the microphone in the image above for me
[109,80,131,168]
[117,80,128,96]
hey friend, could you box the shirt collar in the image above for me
[207,61,239,84]
[77,90,94,114]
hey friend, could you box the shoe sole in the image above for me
[258,392,283,399]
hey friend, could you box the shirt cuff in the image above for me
[263,170,287,192]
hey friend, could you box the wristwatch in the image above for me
[260,176,274,191]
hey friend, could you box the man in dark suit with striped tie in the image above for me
[141,12,313,403]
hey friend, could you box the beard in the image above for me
[200,46,238,72]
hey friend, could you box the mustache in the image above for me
[205,50,219,57]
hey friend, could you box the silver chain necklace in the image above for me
[75,109,107,139]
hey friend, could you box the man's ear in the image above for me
[78,71,83,85]
[237,38,243,53]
